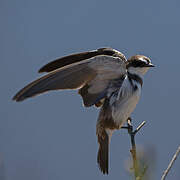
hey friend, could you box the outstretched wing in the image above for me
[38,47,127,73]
[13,52,127,106]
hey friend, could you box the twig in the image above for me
[134,121,146,134]
[161,145,180,180]
[123,119,146,180]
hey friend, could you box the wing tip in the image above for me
[12,93,25,102]
[38,59,61,73]
[38,69,43,73]
[38,65,49,73]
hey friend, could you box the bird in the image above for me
[13,47,155,174]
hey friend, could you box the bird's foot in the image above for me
[121,117,133,132]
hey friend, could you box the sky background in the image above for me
[1,0,180,179]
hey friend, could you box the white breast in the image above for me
[111,77,141,128]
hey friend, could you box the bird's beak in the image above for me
[147,63,155,67]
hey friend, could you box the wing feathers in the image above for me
[13,63,95,101]
[13,54,126,106]
[38,50,99,73]
[78,84,107,107]
[38,47,125,73]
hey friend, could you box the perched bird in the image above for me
[13,47,154,174]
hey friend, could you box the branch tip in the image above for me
[134,121,146,134]
[161,145,180,180]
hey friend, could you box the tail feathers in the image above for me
[97,130,109,174]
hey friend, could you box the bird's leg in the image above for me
[121,117,133,131]
[127,117,133,133]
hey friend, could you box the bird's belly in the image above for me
[112,90,140,128]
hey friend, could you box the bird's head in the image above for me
[126,55,155,76]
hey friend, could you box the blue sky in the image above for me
[1,0,180,179]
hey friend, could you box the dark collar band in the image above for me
[128,72,143,87]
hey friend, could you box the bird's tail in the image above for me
[97,128,109,174]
